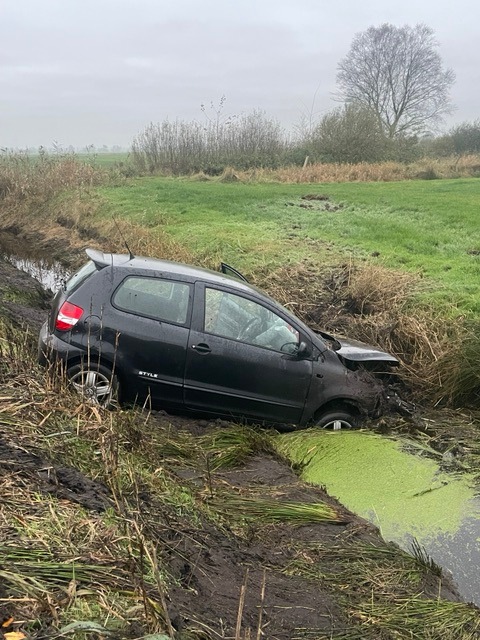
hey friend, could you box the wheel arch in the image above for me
[312,399,362,424]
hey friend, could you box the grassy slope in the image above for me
[95,177,480,312]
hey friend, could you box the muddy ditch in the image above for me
[2,228,480,637]
[0,229,71,290]
[0,256,51,331]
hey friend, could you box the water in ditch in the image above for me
[0,232,69,291]
[278,429,480,605]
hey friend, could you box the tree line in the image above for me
[132,23,479,174]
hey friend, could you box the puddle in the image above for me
[278,430,480,605]
[0,232,69,291]
[5,255,68,291]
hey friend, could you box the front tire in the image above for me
[315,410,360,430]
[67,362,119,408]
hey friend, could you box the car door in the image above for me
[183,282,313,423]
[109,275,192,404]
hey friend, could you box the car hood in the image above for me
[316,330,399,365]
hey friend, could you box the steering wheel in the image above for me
[238,317,262,340]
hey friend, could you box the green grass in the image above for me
[93,177,480,313]
[78,151,131,167]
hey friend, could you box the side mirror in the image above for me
[296,341,311,359]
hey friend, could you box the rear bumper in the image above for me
[38,321,85,367]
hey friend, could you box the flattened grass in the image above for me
[209,496,342,526]
[286,541,480,640]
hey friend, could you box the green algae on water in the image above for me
[277,430,477,544]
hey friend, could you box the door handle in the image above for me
[192,343,211,354]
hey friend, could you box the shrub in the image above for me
[131,110,288,175]
[0,149,107,203]
[308,104,389,164]
[449,120,480,154]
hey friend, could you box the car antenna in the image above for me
[112,215,135,260]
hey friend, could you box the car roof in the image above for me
[86,248,264,297]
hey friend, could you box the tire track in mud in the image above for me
[0,432,112,512]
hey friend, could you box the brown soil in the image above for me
[0,433,112,513]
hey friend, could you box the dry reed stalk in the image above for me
[234,155,480,183]
[0,152,108,205]
[255,569,267,640]
[235,568,249,640]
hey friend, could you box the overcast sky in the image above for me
[1,0,479,149]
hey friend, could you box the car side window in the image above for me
[204,288,300,352]
[113,276,190,324]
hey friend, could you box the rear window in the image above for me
[65,260,97,293]
[113,276,191,325]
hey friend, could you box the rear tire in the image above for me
[315,410,360,430]
[67,362,119,408]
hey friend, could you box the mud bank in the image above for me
[0,257,50,330]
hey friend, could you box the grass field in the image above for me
[78,151,131,166]
[24,151,130,165]
[94,176,480,313]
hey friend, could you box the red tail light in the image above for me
[55,301,84,331]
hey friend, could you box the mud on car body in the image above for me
[38,249,400,429]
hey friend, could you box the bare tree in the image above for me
[336,24,455,138]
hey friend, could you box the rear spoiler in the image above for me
[85,248,110,267]
[85,248,133,268]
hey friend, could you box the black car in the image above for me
[38,249,399,429]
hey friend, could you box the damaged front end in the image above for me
[343,354,415,424]
[313,329,413,424]
[316,329,399,371]
[342,367,415,424]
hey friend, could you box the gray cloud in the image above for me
[1,0,479,148]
